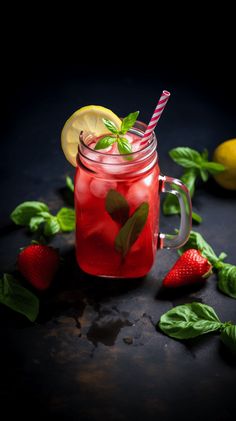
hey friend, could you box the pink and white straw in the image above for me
[140,90,171,145]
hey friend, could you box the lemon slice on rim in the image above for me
[61,105,122,166]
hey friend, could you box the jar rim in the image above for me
[78,120,157,165]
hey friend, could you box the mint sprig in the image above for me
[11,201,75,237]
[95,111,139,159]
[163,147,225,223]
[179,230,236,299]
[158,302,236,354]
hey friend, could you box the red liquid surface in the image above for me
[75,134,160,278]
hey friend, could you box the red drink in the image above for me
[75,122,159,277]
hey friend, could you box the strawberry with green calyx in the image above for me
[18,244,60,290]
[178,230,236,299]
[163,249,212,288]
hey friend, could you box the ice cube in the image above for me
[90,179,117,198]
[126,181,149,208]
[75,172,91,205]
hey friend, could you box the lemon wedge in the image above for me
[61,105,122,166]
[213,138,236,190]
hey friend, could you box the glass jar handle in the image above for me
[158,175,192,249]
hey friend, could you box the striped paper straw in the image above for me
[140,90,171,145]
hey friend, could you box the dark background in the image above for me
[1,16,236,421]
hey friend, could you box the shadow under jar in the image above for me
[75,121,192,278]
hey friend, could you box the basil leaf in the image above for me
[217,264,236,299]
[179,231,218,265]
[102,119,119,134]
[201,161,226,174]
[120,111,139,134]
[220,324,236,354]
[162,169,201,222]
[66,176,74,193]
[158,302,222,339]
[199,168,209,182]
[181,169,197,197]
[105,189,129,225]
[117,138,132,154]
[192,212,202,224]
[162,194,179,215]
[44,217,61,237]
[11,201,49,226]
[0,274,39,322]
[169,147,202,168]
[201,149,209,160]
[115,202,149,257]
[29,216,45,232]
[94,136,116,150]
[56,207,75,232]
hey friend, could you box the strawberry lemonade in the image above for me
[61,105,191,278]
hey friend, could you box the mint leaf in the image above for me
[105,189,129,225]
[201,161,226,174]
[162,194,179,215]
[179,231,219,265]
[169,147,202,168]
[117,138,132,157]
[44,218,61,236]
[192,212,202,224]
[181,169,197,197]
[120,111,139,134]
[115,202,149,257]
[102,119,119,134]
[29,216,45,232]
[0,274,39,322]
[217,264,236,299]
[66,176,74,193]
[57,208,75,232]
[220,325,236,353]
[199,168,209,182]
[201,149,209,160]
[162,169,201,222]
[11,201,49,226]
[94,136,116,150]
[158,302,222,339]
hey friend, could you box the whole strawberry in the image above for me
[18,245,60,290]
[163,249,212,288]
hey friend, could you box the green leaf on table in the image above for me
[169,147,202,169]
[115,202,149,257]
[179,230,219,265]
[120,111,139,134]
[44,217,61,236]
[162,193,179,215]
[56,207,75,232]
[66,176,74,193]
[199,168,209,182]
[29,216,45,232]
[181,168,197,197]
[158,302,222,339]
[220,324,236,353]
[94,136,116,150]
[102,119,119,134]
[201,149,209,160]
[217,264,236,299]
[201,161,226,174]
[105,189,129,225]
[192,211,203,224]
[0,274,39,322]
[11,201,49,226]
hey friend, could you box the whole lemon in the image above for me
[213,139,236,190]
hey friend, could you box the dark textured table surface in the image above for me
[1,67,236,420]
